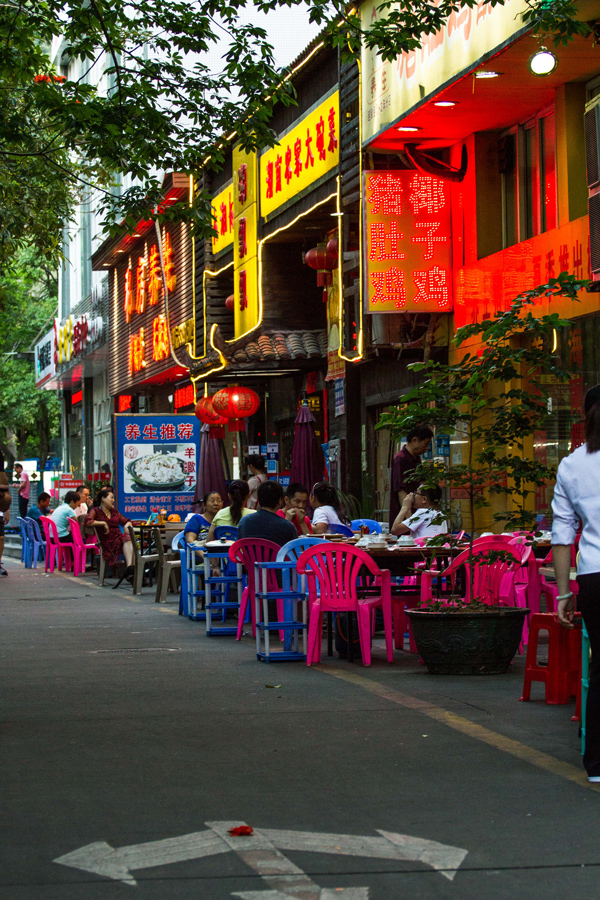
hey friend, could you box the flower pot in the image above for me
[405,607,529,675]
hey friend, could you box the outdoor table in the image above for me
[136,522,184,556]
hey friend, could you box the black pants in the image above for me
[18,496,28,518]
[577,573,600,775]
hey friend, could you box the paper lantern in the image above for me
[304,242,337,286]
[225,294,235,312]
[213,385,260,432]
[195,395,228,439]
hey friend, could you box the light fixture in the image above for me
[475,71,500,79]
[396,125,421,132]
[528,47,558,76]
[434,100,457,107]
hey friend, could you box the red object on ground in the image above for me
[228,826,254,836]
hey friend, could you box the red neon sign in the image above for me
[174,384,195,410]
[363,170,452,313]
[129,328,146,374]
[152,315,169,361]
[118,395,132,412]
[71,389,83,406]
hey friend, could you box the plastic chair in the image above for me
[253,544,310,662]
[204,540,245,635]
[420,540,523,607]
[153,526,181,603]
[185,539,207,619]
[125,523,159,594]
[520,613,581,705]
[17,516,31,567]
[536,546,579,614]
[327,523,354,537]
[39,516,73,573]
[23,518,43,568]
[351,519,382,534]
[229,539,281,640]
[27,517,46,567]
[68,518,100,576]
[214,525,238,541]
[296,543,393,667]
[171,531,189,615]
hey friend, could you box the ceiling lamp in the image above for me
[528,47,558,76]
[434,101,457,107]
[475,71,500,79]
[396,125,421,132]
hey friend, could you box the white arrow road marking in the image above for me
[54,822,468,890]
[54,830,231,887]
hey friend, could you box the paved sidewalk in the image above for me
[0,558,598,900]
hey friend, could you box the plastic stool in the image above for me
[520,612,581,705]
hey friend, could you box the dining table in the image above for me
[134,522,185,556]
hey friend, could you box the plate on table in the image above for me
[127,454,187,491]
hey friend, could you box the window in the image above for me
[500,108,557,248]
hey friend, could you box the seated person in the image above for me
[74,486,92,517]
[50,491,80,543]
[391,484,448,539]
[277,482,313,536]
[185,491,223,544]
[310,482,350,534]
[206,480,255,542]
[86,488,134,577]
[28,491,51,523]
[238,481,297,547]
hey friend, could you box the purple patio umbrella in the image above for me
[290,402,325,496]
[193,424,229,512]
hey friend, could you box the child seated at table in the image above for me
[391,484,448,539]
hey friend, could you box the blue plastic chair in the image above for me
[328,523,354,537]
[214,525,238,541]
[279,536,324,564]
[351,518,382,534]
[28,516,47,562]
[17,516,32,567]
[24,517,44,568]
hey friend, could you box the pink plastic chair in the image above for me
[420,539,523,607]
[39,516,73,573]
[229,539,281,640]
[68,518,100,576]
[535,546,579,613]
[296,543,393,667]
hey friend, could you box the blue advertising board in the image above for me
[114,414,200,519]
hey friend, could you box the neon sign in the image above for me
[124,230,177,322]
[129,328,146,374]
[363,170,452,313]
[174,384,195,410]
[152,315,169,361]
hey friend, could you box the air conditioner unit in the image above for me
[585,95,600,279]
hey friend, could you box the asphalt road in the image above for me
[1,557,599,900]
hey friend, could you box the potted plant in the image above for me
[377,274,587,674]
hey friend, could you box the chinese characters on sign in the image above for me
[35,329,56,388]
[174,384,195,410]
[260,90,340,219]
[115,415,200,519]
[363,170,452,313]
[233,143,259,337]
[129,328,146,374]
[123,230,177,324]
[152,315,169,361]
[211,183,234,255]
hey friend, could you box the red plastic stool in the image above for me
[520,613,581,705]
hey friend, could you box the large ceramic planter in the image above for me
[406,607,529,675]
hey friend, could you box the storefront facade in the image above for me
[359,0,600,526]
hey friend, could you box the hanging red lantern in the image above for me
[225,294,234,312]
[304,242,337,286]
[213,385,260,432]
[195,395,228,439]
[326,235,339,260]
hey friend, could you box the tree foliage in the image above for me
[0,248,61,468]
[0,0,592,257]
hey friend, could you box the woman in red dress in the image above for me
[86,488,134,578]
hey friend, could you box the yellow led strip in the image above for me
[338,57,363,363]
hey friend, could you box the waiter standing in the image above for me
[388,425,433,530]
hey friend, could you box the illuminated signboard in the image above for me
[171,318,194,350]
[35,329,55,387]
[125,230,176,324]
[233,143,259,338]
[129,328,146,374]
[211,182,234,256]
[260,90,340,219]
[152,314,169,361]
[174,384,195,410]
[71,389,83,406]
[54,313,104,366]
[362,170,452,313]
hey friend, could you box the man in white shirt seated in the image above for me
[50,491,81,543]
[391,483,448,539]
[73,486,91,517]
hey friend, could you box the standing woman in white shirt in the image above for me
[553,384,600,781]
[246,455,268,510]
[310,482,350,534]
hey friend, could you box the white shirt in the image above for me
[74,502,90,517]
[312,505,343,531]
[403,507,448,539]
[551,444,600,575]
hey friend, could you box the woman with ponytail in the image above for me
[310,482,350,534]
[553,384,600,781]
[206,480,254,542]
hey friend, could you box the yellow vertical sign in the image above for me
[211,183,234,256]
[233,143,259,337]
